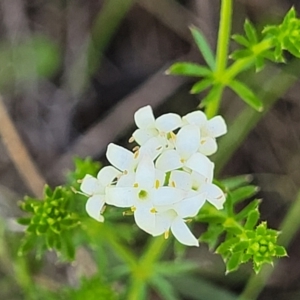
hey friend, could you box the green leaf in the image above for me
[200,84,223,107]
[255,56,265,72]
[18,234,37,255]
[275,246,287,257]
[232,241,249,252]
[244,19,258,44]
[221,174,253,191]
[230,49,252,60]
[17,217,32,226]
[230,185,259,204]
[226,251,243,273]
[190,78,212,94]
[232,34,250,47]
[235,199,260,221]
[216,237,239,255]
[167,62,211,77]
[244,209,260,230]
[190,25,216,70]
[200,224,224,250]
[150,275,180,300]
[229,80,263,111]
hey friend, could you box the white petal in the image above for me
[198,137,218,156]
[134,105,155,129]
[139,137,163,160]
[106,143,135,172]
[155,113,182,132]
[117,172,135,187]
[134,203,155,234]
[169,170,191,190]
[182,110,207,127]
[85,195,105,222]
[105,187,136,207]
[80,175,103,195]
[207,116,227,138]
[202,183,226,209]
[174,194,205,218]
[155,169,165,187]
[156,150,182,172]
[132,128,158,145]
[153,187,185,206]
[185,153,214,180]
[152,210,175,236]
[135,157,155,189]
[176,125,200,160]
[171,217,199,246]
[97,166,121,186]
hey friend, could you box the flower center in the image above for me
[138,190,148,200]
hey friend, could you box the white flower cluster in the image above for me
[80,105,227,246]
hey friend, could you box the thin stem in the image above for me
[127,236,168,299]
[205,0,233,118]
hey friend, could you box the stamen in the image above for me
[155,179,160,189]
[100,205,106,214]
[170,131,176,141]
[134,183,139,188]
[150,207,157,213]
[133,146,140,152]
[134,150,139,159]
[164,230,170,239]
[131,206,136,212]
[171,181,176,187]
[70,186,86,196]
[129,136,135,143]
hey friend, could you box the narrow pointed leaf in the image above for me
[190,25,216,70]
[200,84,223,108]
[245,209,260,230]
[232,34,250,47]
[190,78,212,94]
[229,80,263,111]
[244,19,258,44]
[230,185,259,204]
[221,174,253,190]
[167,62,211,77]
[226,251,243,273]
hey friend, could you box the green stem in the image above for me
[214,59,300,174]
[239,190,300,300]
[127,236,168,300]
[205,0,232,118]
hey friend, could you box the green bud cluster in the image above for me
[263,7,300,62]
[18,185,80,259]
[216,222,286,274]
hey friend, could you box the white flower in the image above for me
[106,140,162,176]
[150,195,205,246]
[190,170,225,209]
[132,105,182,148]
[169,169,225,210]
[106,156,185,234]
[182,110,227,156]
[80,166,121,222]
[155,125,213,177]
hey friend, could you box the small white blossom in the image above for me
[80,166,121,222]
[106,156,185,234]
[182,110,227,156]
[156,125,213,177]
[132,105,182,149]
